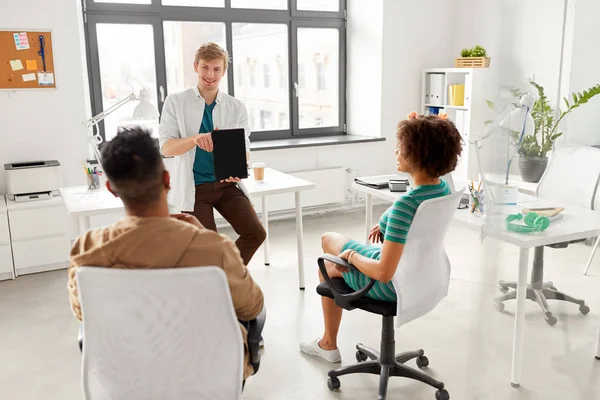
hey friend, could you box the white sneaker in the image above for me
[299,338,341,363]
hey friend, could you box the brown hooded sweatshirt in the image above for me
[68,215,264,379]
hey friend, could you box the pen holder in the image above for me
[469,189,485,217]
[87,173,101,191]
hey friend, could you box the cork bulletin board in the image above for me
[0,30,56,90]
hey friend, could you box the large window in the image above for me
[84,0,346,142]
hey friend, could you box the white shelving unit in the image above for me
[421,68,490,184]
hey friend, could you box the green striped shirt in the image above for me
[379,180,450,244]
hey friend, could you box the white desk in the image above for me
[353,181,600,387]
[60,168,315,289]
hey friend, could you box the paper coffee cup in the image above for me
[252,162,265,181]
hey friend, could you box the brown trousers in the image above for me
[190,182,266,265]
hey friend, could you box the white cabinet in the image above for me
[5,195,70,276]
[0,197,14,281]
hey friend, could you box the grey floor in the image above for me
[1,206,600,400]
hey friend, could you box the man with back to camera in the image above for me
[67,127,264,380]
[159,42,266,266]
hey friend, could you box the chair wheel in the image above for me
[493,302,505,312]
[579,305,590,315]
[499,285,509,294]
[545,316,557,326]
[327,377,341,391]
[355,350,368,362]
[416,355,429,368]
[435,389,450,400]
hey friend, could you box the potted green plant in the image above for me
[487,81,600,182]
[518,81,600,182]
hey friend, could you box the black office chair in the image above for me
[317,255,449,400]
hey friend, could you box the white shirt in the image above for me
[158,87,252,211]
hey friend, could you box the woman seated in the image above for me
[300,112,463,363]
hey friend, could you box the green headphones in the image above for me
[505,212,551,233]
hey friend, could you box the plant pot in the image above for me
[518,156,548,183]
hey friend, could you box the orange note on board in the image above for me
[26,59,38,71]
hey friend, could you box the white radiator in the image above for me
[213,167,347,222]
[260,167,347,213]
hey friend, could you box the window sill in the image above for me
[250,134,386,152]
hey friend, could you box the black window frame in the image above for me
[82,0,347,143]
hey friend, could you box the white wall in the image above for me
[346,0,383,140]
[380,0,457,140]
[457,0,566,100]
[0,0,89,194]
[563,0,600,146]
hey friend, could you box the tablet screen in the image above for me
[212,128,249,181]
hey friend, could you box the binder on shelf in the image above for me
[448,84,465,106]
[428,73,444,106]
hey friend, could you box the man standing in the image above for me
[159,42,266,265]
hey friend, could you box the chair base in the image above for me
[494,281,590,325]
[326,316,448,400]
[493,246,590,325]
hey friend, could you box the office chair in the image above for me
[494,145,600,325]
[76,266,265,400]
[317,190,463,400]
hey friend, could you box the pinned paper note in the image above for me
[13,32,30,50]
[9,60,23,71]
[38,72,54,86]
[25,60,38,71]
[22,73,36,82]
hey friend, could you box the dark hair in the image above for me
[100,126,165,205]
[396,115,463,178]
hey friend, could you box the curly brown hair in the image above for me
[396,115,463,178]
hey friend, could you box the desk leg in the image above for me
[596,323,600,360]
[511,247,530,388]
[261,197,270,266]
[295,191,305,290]
[79,216,91,236]
[365,193,373,243]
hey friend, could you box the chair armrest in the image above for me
[317,254,376,309]
[247,306,266,374]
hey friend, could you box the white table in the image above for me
[353,180,600,387]
[60,168,315,289]
[242,168,315,289]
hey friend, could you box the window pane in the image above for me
[94,0,150,3]
[162,0,224,6]
[163,21,227,95]
[233,23,289,131]
[297,0,339,12]
[297,28,339,129]
[231,0,287,9]
[96,24,158,141]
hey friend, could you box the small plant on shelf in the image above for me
[456,45,490,68]
[461,45,487,58]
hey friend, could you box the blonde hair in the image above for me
[194,42,229,71]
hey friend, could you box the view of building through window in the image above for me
[86,1,345,140]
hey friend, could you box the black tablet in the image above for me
[212,128,249,180]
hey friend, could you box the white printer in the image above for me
[4,160,62,202]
